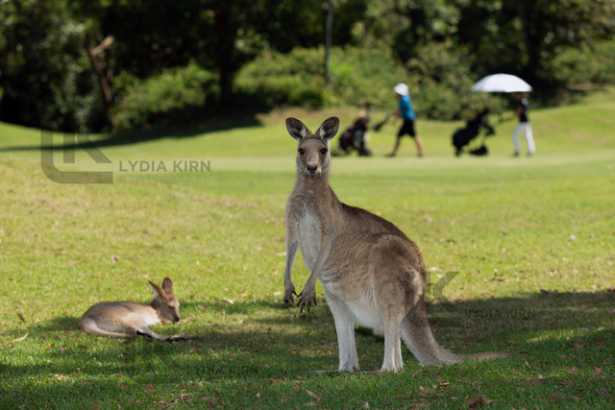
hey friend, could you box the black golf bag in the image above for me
[452,109,495,157]
[334,118,372,157]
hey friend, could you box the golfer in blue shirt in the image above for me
[388,83,424,157]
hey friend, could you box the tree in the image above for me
[363,0,459,62]
[0,0,100,131]
[455,0,615,88]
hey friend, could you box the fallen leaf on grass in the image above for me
[12,333,28,343]
[573,342,584,350]
[548,393,562,402]
[528,374,545,386]
[594,367,603,376]
[304,389,321,402]
[597,387,609,398]
[17,312,26,323]
[223,298,234,305]
[418,385,435,398]
[467,395,493,409]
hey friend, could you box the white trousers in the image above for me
[512,122,535,154]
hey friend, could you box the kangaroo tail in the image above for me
[401,300,462,365]
[401,300,509,365]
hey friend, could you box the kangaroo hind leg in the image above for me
[80,317,134,339]
[381,311,404,372]
[326,291,359,372]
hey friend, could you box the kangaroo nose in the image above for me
[307,164,317,173]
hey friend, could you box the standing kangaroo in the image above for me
[80,277,185,341]
[283,117,503,371]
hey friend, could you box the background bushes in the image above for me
[1,0,614,133]
[551,40,615,89]
[236,46,502,120]
[236,49,326,109]
[111,64,218,131]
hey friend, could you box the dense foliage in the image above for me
[0,0,102,131]
[1,0,613,131]
[237,46,502,120]
[111,64,218,131]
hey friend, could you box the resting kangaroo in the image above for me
[283,117,504,371]
[80,277,185,341]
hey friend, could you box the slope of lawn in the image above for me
[0,89,614,409]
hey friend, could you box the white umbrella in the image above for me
[472,74,532,93]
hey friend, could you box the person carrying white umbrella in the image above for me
[511,92,535,157]
[472,74,536,157]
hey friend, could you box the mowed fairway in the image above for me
[0,91,614,409]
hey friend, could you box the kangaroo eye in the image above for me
[320,148,328,155]
[298,148,305,155]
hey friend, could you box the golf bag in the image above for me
[334,118,372,157]
[452,109,495,157]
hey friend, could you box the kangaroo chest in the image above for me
[297,206,323,271]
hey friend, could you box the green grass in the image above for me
[0,89,614,409]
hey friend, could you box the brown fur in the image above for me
[79,277,184,341]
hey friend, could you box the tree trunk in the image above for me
[214,4,236,105]
[85,36,114,115]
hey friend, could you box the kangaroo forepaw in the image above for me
[284,285,297,306]
[297,289,317,313]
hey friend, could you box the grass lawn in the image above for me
[0,89,614,409]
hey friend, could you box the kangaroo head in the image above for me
[286,117,339,177]
[149,277,180,323]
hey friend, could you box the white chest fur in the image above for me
[124,309,160,328]
[297,208,322,271]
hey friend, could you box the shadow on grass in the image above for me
[32,315,80,332]
[0,115,261,153]
[1,290,613,408]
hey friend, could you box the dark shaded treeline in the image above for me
[1,0,614,132]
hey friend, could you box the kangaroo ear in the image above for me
[148,281,164,298]
[285,117,310,140]
[162,277,173,294]
[315,117,339,141]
